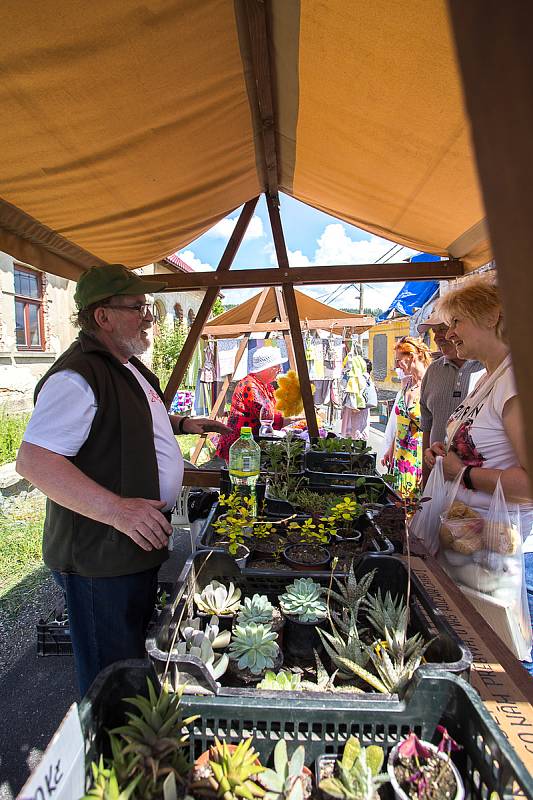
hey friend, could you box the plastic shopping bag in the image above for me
[439,478,532,660]
[409,457,454,555]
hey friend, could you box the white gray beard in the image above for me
[121,333,150,358]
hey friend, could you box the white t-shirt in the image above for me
[23,365,183,511]
[446,362,533,549]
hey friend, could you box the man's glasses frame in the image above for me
[105,303,153,318]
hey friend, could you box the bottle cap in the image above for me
[241,427,252,435]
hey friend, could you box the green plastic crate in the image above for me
[78,660,533,799]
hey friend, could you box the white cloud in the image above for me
[205,214,265,241]
[178,250,214,271]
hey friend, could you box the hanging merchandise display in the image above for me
[194,339,216,416]
[341,343,370,439]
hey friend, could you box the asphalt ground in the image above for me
[0,531,194,800]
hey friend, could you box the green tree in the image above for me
[210,296,225,317]
[152,321,187,388]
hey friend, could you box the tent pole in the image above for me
[447,0,533,481]
[189,287,270,464]
[163,197,259,407]
[273,286,296,370]
[266,195,319,437]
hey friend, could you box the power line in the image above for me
[319,244,406,303]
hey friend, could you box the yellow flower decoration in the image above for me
[274,370,306,417]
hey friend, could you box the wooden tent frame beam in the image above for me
[202,316,374,336]
[163,197,259,406]
[150,259,463,292]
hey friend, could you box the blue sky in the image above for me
[177,193,419,312]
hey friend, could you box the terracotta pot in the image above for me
[387,741,465,800]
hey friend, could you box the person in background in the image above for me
[424,275,532,669]
[418,310,485,486]
[16,264,230,695]
[216,346,287,462]
[388,337,432,497]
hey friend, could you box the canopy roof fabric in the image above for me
[203,288,372,337]
[0,0,489,280]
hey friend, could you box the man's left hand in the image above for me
[184,417,232,435]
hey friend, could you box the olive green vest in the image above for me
[34,332,169,577]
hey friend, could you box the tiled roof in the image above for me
[164,253,193,272]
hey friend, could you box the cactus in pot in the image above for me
[318,736,387,800]
[229,623,281,676]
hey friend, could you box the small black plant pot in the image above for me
[282,614,326,662]
[227,649,283,685]
[283,544,331,571]
[195,610,236,632]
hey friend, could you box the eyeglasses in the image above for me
[105,303,153,317]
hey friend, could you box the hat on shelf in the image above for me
[249,346,288,373]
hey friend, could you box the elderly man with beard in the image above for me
[16,264,230,694]
[418,310,484,486]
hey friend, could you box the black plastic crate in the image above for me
[78,660,533,799]
[305,448,377,473]
[146,551,471,696]
[37,582,173,657]
[197,501,394,573]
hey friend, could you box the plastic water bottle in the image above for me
[228,427,261,516]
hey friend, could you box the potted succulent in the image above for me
[171,624,230,685]
[279,577,327,660]
[259,740,312,800]
[256,669,302,692]
[325,497,365,541]
[284,518,331,571]
[212,493,254,565]
[189,737,265,800]
[237,594,285,637]
[387,730,464,800]
[317,735,387,800]
[228,622,282,683]
[194,580,242,630]
[306,437,376,473]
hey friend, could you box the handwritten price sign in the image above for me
[17,704,84,800]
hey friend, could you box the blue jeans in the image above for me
[523,553,533,676]
[53,567,159,696]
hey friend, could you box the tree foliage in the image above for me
[152,321,187,388]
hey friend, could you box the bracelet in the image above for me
[462,465,475,491]
[177,415,189,435]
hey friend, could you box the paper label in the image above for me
[17,703,85,800]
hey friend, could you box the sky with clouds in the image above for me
[177,193,420,312]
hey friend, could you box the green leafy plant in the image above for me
[82,756,141,800]
[229,623,280,675]
[237,595,275,627]
[257,670,302,691]
[326,497,364,538]
[318,736,387,800]
[260,740,306,800]
[289,489,333,517]
[152,320,188,388]
[260,435,304,474]
[287,517,330,546]
[279,578,327,623]
[312,438,372,456]
[0,409,30,466]
[194,581,242,616]
[213,495,254,555]
[190,737,266,800]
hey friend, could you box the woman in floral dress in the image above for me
[391,337,431,497]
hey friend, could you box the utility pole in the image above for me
[358,283,364,313]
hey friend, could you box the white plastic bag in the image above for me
[409,457,456,555]
[439,477,532,660]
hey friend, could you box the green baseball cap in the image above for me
[74,264,168,310]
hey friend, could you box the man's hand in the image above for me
[423,441,447,468]
[185,418,232,435]
[109,498,173,552]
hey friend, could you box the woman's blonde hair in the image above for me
[394,336,432,367]
[436,275,505,341]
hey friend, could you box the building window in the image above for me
[14,266,45,350]
[174,303,183,325]
[187,308,196,327]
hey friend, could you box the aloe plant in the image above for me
[362,589,405,638]
[257,670,302,691]
[190,737,266,800]
[317,615,369,680]
[279,578,327,623]
[229,623,280,675]
[318,736,387,800]
[82,757,141,800]
[237,595,275,627]
[260,740,306,800]
[327,563,376,618]
[194,580,241,616]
